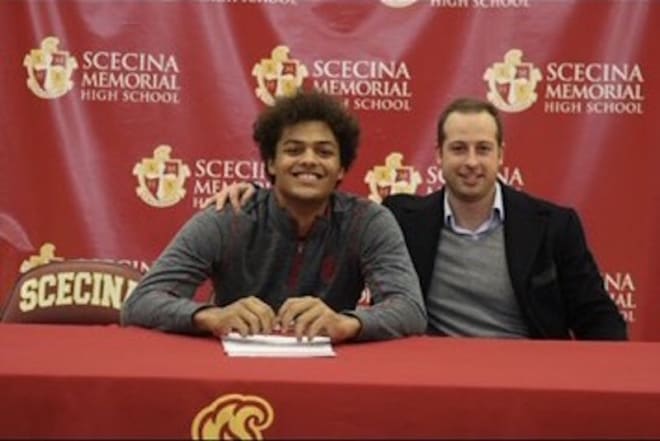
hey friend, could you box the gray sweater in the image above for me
[121,189,427,341]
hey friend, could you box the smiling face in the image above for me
[438,110,503,205]
[268,120,345,209]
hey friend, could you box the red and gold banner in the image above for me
[1,0,657,339]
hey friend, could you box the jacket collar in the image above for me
[501,184,548,300]
[264,189,341,239]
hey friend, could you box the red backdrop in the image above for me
[1,0,657,340]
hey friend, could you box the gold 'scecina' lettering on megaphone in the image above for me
[18,271,138,312]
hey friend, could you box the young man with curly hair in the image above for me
[121,91,427,342]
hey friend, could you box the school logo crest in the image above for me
[23,36,78,99]
[252,45,309,106]
[191,394,274,440]
[364,152,422,203]
[484,49,542,112]
[133,145,191,208]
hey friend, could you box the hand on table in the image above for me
[193,296,276,337]
[277,296,362,343]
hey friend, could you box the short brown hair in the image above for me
[436,97,503,147]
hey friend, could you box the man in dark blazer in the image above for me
[383,97,626,340]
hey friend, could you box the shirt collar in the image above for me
[267,189,334,238]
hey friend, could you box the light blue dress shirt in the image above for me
[444,182,505,240]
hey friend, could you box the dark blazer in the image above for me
[383,184,627,340]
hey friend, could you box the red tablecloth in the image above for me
[0,323,658,438]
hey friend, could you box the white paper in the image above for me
[221,333,336,358]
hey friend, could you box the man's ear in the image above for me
[436,144,443,163]
[338,167,345,181]
[267,158,275,177]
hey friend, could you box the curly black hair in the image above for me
[253,90,360,182]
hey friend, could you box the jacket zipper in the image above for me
[287,240,305,292]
